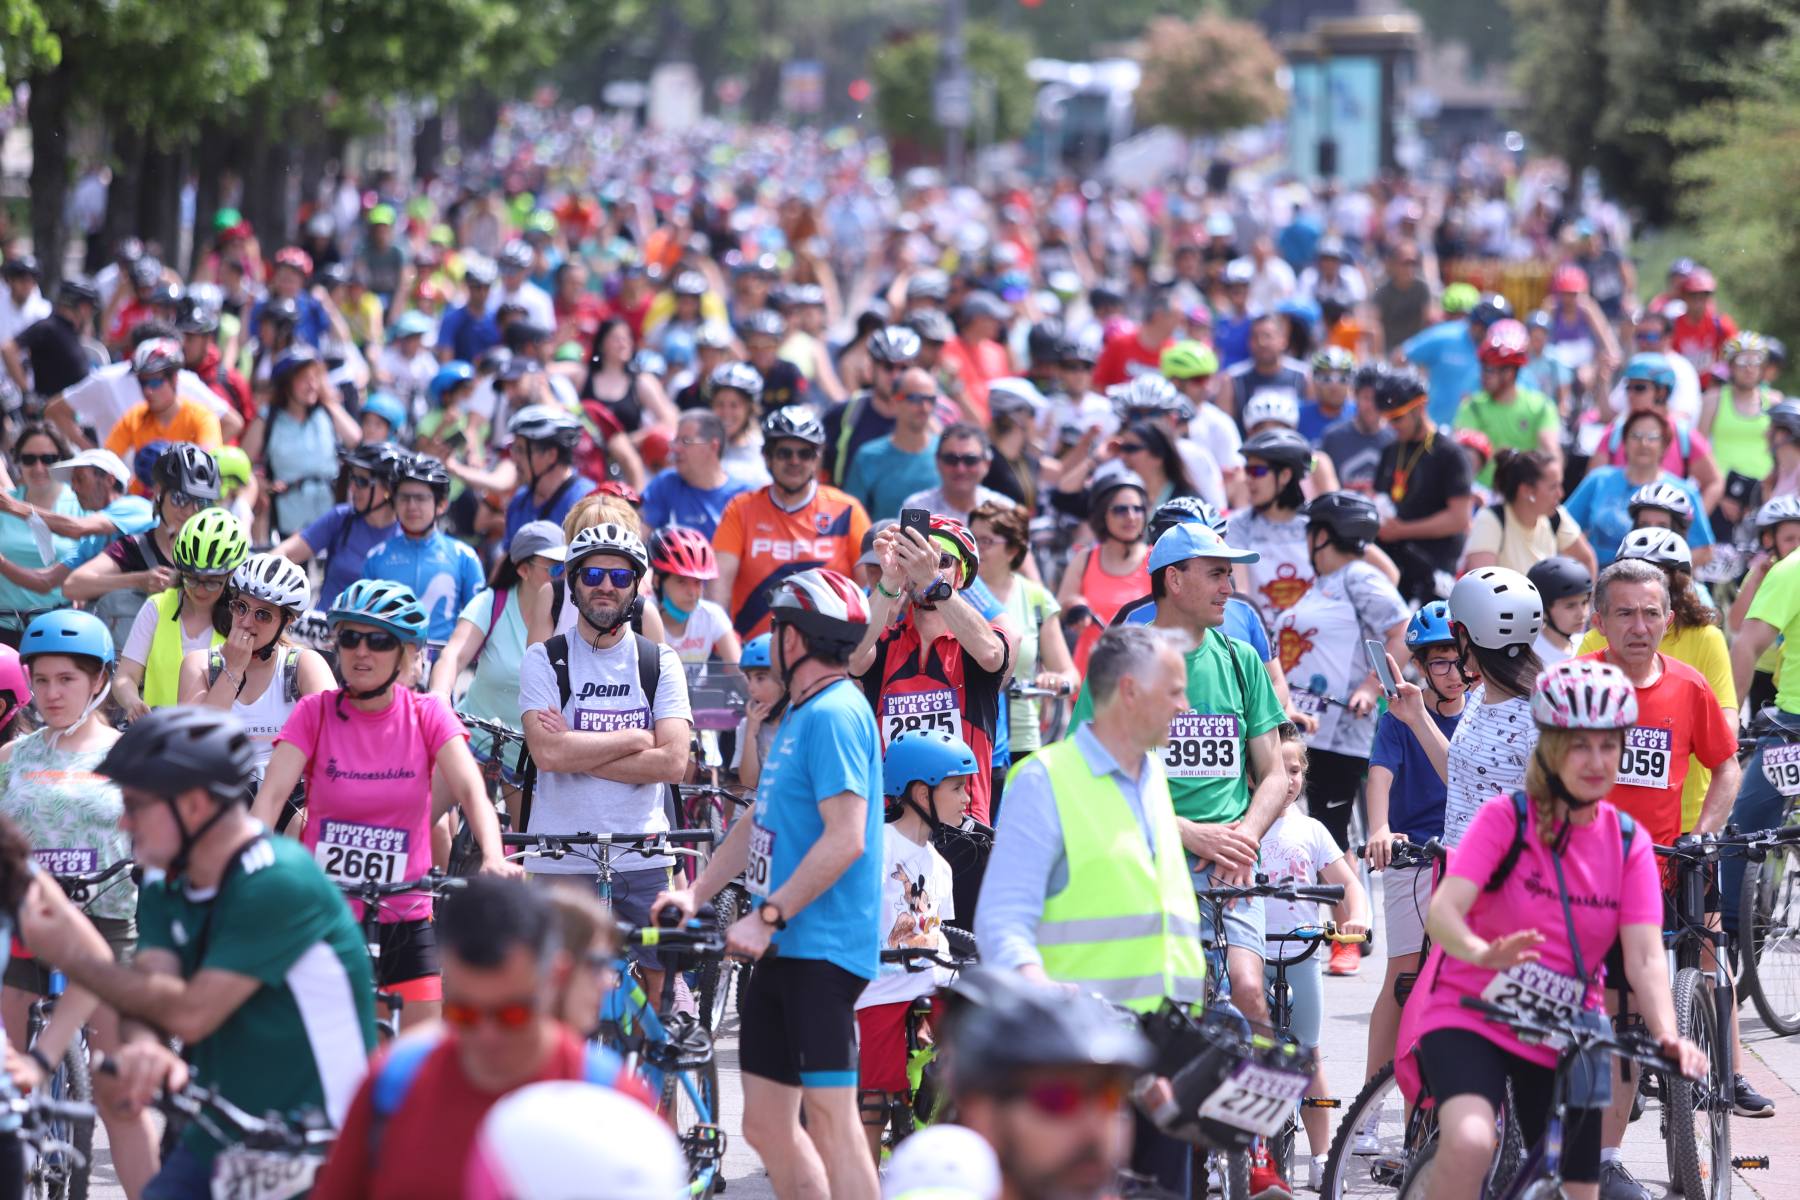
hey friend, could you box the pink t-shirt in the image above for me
[1410,793,1661,1067]
[275,689,466,922]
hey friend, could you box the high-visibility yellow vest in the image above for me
[144,588,222,709]
[1035,737,1206,1011]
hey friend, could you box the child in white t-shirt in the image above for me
[731,633,781,788]
[855,730,973,1166]
[1261,723,1371,1189]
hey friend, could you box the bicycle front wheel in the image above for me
[1740,840,1800,1036]
[1667,967,1731,1200]
[1322,1062,1410,1200]
[33,1040,93,1200]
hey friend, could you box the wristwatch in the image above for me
[756,900,787,931]
[918,577,953,604]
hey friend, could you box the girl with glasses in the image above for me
[0,422,76,647]
[112,506,248,720]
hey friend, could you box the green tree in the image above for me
[1133,11,1285,136]
[872,21,1032,153]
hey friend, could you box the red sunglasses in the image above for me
[1002,1076,1127,1117]
[442,998,537,1030]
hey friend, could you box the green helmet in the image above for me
[1442,282,1481,315]
[212,445,252,490]
[173,507,250,576]
[1160,340,1219,381]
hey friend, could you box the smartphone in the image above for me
[1366,639,1399,699]
[899,507,932,538]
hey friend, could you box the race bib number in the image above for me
[746,822,775,898]
[1197,1061,1309,1137]
[1291,690,1327,719]
[574,706,649,733]
[1763,744,1800,798]
[1615,727,1672,790]
[1481,961,1587,1035]
[881,689,959,746]
[314,820,408,885]
[210,1148,320,1200]
[32,848,98,876]
[1163,713,1241,778]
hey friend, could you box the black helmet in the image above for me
[261,295,301,326]
[341,440,409,484]
[762,405,825,447]
[1371,368,1428,414]
[1527,555,1593,604]
[1469,294,1514,327]
[147,282,184,309]
[868,324,922,365]
[56,276,100,308]
[176,296,220,335]
[151,442,222,502]
[1352,361,1390,393]
[1026,318,1066,367]
[950,969,1153,1094]
[397,452,452,500]
[98,706,257,805]
[1769,400,1800,440]
[1240,427,1314,475]
[904,309,954,345]
[1,254,40,279]
[1060,327,1103,366]
[1086,464,1147,516]
[316,262,352,290]
[1302,491,1381,549]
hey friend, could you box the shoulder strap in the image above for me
[547,634,572,711]
[550,578,565,630]
[634,633,662,712]
[282,646,301,705]
[1482,791,1533,894]
[205,648,224,688]
[831,394,864,485]
[472,589,506,665]
[1548,507,1563,536]
[368,1033,444,1161]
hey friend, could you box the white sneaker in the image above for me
[1307,1155,1326,1191]
[1351,1126,1382,1156]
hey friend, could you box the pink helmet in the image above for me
[1478,319,1531,368]
[1530,659,1639,731]
[648,526,718,580]
[0,645,28,730]
[1550,265,1589,294]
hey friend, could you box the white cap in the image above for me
[883,1124,1002,1200]
[50,448,131,487]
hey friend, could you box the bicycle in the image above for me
[1737,713,1800,1034]
[333,870,470,1040]
[1004,678,1073,749]
[1263,921,1365,1185]
[496,828,714,910]
[0,1086,99,1200]
[126,1069,334,1200]
[870,926,980,1154]
[671,784,753,1032]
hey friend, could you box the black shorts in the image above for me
[1417,1028,1603,1184]
[739,956,867,1089]
[373,918,439,989]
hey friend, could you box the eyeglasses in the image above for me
[139,373,174,391]
[229,598,280,626]
[442,998,538,1031]
[937,553,957,571]
[166,491,202,509]
[901,392,938,406]
[183,573,228,591]
[973,534,1007,549]
[16,453,57,467]
[1110,503,1146,517]
[674,436,715,447]
[1625,382,1655,394]
[1627,431,1665,444]
[335,628,401,653]
[769,445,819,463]
[1117,442,1147,455]
[938,453,986,468]
[1000,1077,1127,1118]
[1245,463,1275,478]
[348,473,376,489]
[1425,659,1460,676]
[576,565,639,590]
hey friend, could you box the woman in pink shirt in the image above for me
[1403,659,1705,1200]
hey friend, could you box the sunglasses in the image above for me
[939,453,986,468]
[901,392,937,406]
[1061,359,1095,370]
[769,445,819,463]
[937,552,957,571]
[228,598,280,626]
[336,628,401,653]
[442,998,537,1031]
[1001,1077,1127,1118]
[576,565,639,590]
[877,362,906,373]
[139,373,174,391]
[1117,442,1147,455]
[1245,463,1276,478]
[16,453,57,467]
[348,473,376,489]
[183,573,228,591]
[1316,372,1351,384]
[1110,503,1146,516]
[166,491,203,509]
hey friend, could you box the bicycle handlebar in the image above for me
[333,869,466,902]
[1267,922,1371,947]
[673,782,753,806]
[1354,839,1447,870]
[44,858,137,902]
[1198,880,1345,906]
[1458,996,1682,1077]
[880,925,980,971]
[99,1061,333,1153]
[456,713,526,745]
[1006,680,1072,699]
[500,828,716,847]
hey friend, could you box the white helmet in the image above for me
[1447,566,1544,651]
[1627,481,1694,524]
[1755,494,1800,531]
[1242,388,1302,431]
[566,522,649,576]
[1109,374,1192,421]
[230,552,311,612]
[1530,658,1639,731]
[883,1123,1002,1200]
[1617,526,1692,571]
[464,1082,686,1200]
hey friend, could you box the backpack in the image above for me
[515,632,664,832]
[1482,790,1637,894]
[366,1031,627,1160]
[205,646,301,704]
[1487,499,1562,553]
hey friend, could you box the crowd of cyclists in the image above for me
[0,114,1785,1200]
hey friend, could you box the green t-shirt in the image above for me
[1748,550,1800,714]
[1452,386,1559,485]
[137,835,376,1160]
[1067,626,1284,823]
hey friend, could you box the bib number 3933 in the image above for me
[1197,1061,1308,1136]
[1163,713,1240,778]
[881,688,959,746]
[1615,727,1672,790]
[1764,744,1800,798]
[314,820,408,885]
[746,822,776,898]
[210,1147,320,1200]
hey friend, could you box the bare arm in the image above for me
[1694,750,1740,835]
[710,552,740,609]
[520,706,655,775]
[1235,727,1289,841]
[177,648,230,709]
[606,430,647,491]
[1732,618,1779,704]
[433,737,510,871]
[1363,544,1401,584]
[1566,532,1598,575]
[429,618,483,700]
[318,392,363,448]
[275,531,315,565]
[0,553,71,595]
[111,657,149,722]
[1384,494,1477,541]
[1688,449,1724,513]
[1,342,26,394]
[1462,550,1498,571]
[936,592,1011,676]
[1728,558,1772,634]
[251,742,307,830]
[44,397,94,450]
[1055,544,1090,610]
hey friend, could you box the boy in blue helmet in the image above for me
[856,729,975,1164]
[733,632,780,787]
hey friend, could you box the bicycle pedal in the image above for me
[1732,1155,1770,1170]
[1301,1096,1340,1108]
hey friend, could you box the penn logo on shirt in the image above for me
[575,682,632,700]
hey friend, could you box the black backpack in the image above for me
[1483,790,1637,893]
[514,632,663,832]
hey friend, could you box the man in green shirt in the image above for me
[1723,547,1800,922]
[1454,317,1561,486]
[21,708,375,1196]
[1068,522,1288,1025]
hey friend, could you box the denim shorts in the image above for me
[1192,858,1266,961]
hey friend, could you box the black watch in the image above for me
[757,900,787,931]
[919,577,953,604]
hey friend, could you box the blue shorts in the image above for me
[1192,859,1266,962]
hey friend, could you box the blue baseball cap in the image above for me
[1148,522,1259,572]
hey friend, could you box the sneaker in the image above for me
[1248,1143,1293,1200]
[1350,1126,1382,1156]
[1598,1159,1651,1200]
[1306,1155,1326,1191]
[1734,1072,1775,1118]
[1327,941,1361,976]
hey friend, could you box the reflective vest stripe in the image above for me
[144,588,222,709]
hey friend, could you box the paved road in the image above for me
[78,875,1800,1196]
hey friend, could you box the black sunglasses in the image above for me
[575,565,638,589]
[229,598,279,626]
[1110,503,1147,516]
[939,453,985,468]
[336,628,401,653]
[769,445,820,463]
[1117,442,1147,455]
[16,453,57,467]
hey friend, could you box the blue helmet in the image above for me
[883,730,979,800]
[1404,600,1455,651]
[21,609,116,665]
[429,360,475,403]
[360,391,408,434]
[740,633,772,670]
[328,579,430,646]
[1622,352,1677,391]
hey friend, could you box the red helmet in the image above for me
[1550,265,1588,294]
[1454,428,1494,462]
[649,526,718,580]
[596,480,642,506]
[1478,319,1530,368]
[770,568,870,652]
[274,246,314,276]
[1683,267,1717,294]
[926,514,981,589]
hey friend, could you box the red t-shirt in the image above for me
[311,1026,653,1200]
[1093,332,1172,389]
[1576,651,1736,849]
[1668,305,1738,367]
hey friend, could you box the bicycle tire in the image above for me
[1394,1135,1435,1200]
[33,1040,93,1200]
[1740,841,1800,1036]
[1221,1147,1250,1200]
[695,886,743,1033]
[1321,1062,1408,1200]
[661,1058,723,1199]
[1667,966,1731,1200]
[1270,1113,1297,1193]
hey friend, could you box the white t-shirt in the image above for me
[1227,508,1314,628]
[1190,402,1245,472]
[60,363,232,444]
[1442,685,1539,846]
[1260,807,1342,937]
[122,596,216,666]
[858,824,957,1009]
[1041,390,1119,446]
[664,599,734,664]
[0,290,49,345]
[493,281,555,330]
[1533,632,1574,669]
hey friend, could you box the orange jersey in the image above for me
[714,484,871,638]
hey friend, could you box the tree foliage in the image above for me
[871,21,1032,152]
[1133,12,1286,136]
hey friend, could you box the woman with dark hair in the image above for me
[581,316,677,447]
[1462,448,1595,576]
[1056,467,1151,672]
[1565,408,1714,570]
[1113,421,1197,509]
[0,422,75,644]
[970,500,1076,769]
[245,347,361,536]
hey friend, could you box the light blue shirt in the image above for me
[976,723,1161,971]
[1400,318,1480,427]
[59,494,155,572]
[1562,467,1714,568]
[1121,595,1273,662]
[842,434,940,522]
